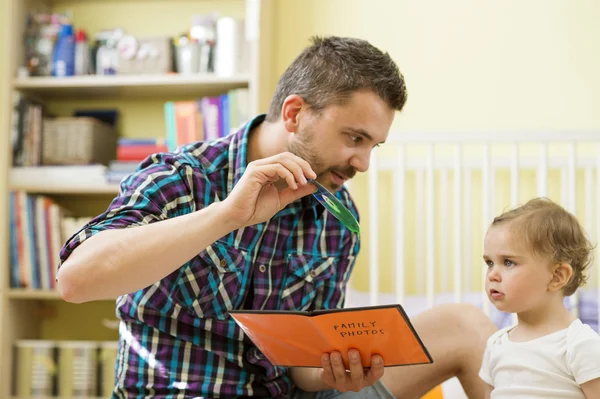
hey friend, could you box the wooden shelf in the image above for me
[6,289,116,302]
[9,182,120,195]
[12,397,104,399]
[7,289,63,300]
[12,74,251,99]
[9,166,120,194]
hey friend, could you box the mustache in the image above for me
[332,167,357,179]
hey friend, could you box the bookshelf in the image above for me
[13,73,253,99]
[10,167,121,194]
[0,0,275,397]
[8,288,77,300]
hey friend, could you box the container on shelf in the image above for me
[57,340,98,397]
[15,339,57,397]
[42,117,117,166]
[99,341,120,396]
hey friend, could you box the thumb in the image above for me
[279,184,317,208]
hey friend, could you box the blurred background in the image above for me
[1,0,599,398]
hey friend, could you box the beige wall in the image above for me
[273,0,600,131]
[271,0,600,294]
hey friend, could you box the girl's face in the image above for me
[483,223,555,314]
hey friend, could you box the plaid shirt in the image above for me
[59,115,360,398]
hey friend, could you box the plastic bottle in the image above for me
[52,23,75,77]
[75,29,89,75]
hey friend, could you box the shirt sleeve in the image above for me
[479,333,496,386]
[479,347,493,385]
[58,153,204,270]
[567,323,600,385]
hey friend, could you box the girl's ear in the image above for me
[548,263,573,292]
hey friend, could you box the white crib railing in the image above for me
[353,130,600,330]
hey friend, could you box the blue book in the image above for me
[8,192,20,288]
[164,101,177,151]
[118,138,167,146]
[28,196,40,289]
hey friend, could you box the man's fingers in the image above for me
[320,353,336,386]
[320,352,385,393]
[279,184,317,207]
[365,355,385,384]
[330,352,349,390]
[250,152,316,181]
[289,153,317,180]
[257,164,298,189]
[276,157,310,186]
[348,350,364,391]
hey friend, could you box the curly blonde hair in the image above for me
[491,197,594,296]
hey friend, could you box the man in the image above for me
[57,36,497,398]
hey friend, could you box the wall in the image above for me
[271,0,600,294]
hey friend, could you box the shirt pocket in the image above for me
[173,241,248,320]
[281,253,337,311]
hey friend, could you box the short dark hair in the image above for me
[266,36,407,122]
[491,197,594,296]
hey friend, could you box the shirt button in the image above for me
[259,264,267,273]
[220,259,227,267]
[309,270,317,278]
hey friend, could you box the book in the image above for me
[229,304,433,368]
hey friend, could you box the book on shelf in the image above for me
[8,191,94,290]
[229,304,433,368]
[11,92,45,167]
[116,138,169,161]
[164,88,249,151]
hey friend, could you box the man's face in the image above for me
[288,90,395,192]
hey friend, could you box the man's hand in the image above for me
[319,350,385,393]
[223,152,318,228]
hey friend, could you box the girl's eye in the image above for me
[504,260,514,267]
[486,260,493,268]
[349,135,362,144]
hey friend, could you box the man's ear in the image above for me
[281,95,305,133]
[548,263,573,292]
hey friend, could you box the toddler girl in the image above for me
[480,197,600,398]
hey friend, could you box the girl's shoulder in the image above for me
[565,319,600,385]
[486,325,514,347]
[566,319,600,346]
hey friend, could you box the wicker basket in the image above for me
[42,117,117,165]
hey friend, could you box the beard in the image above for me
[288,123,356,191]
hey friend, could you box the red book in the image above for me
[116,144,169,161]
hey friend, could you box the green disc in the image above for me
[309,179,360,234]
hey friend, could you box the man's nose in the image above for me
[350,150,371,173]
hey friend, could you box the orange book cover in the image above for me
[229,304,433,368]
